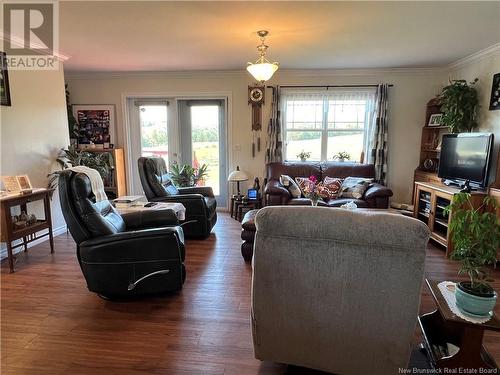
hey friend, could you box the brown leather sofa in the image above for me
[264,162,393,209]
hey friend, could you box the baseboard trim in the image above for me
[0,225,67,260]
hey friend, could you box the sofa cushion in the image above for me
[339,177,373,199]
[326,198,368,208]
[318,177,343,200]
[279,175,301,198]
[320,162,375,179]
[294,177,312,197]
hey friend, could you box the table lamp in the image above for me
[228,166,248,198]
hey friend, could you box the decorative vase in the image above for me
[300,158,307,162]
[455,282,497,317]
[311,197,319,206]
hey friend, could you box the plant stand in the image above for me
[418,279,499,370]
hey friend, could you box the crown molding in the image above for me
[448,43,500,71]
[64,66,446,81]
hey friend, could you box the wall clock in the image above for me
[248,85,265,157]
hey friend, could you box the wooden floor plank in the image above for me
[2,212,499,374]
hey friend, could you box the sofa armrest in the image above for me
[121,209,179,230]
[178,186,214,198]
[364,183,393,200]
[264,180,291,198]
[79,226,185,263]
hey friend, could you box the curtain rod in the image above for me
[266,84,394,89]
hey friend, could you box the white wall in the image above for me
[1,66,70,251]
[66,68,445,204]
[448,47,500,184]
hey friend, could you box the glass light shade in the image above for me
[247,62,278,82]
[228,170,249,182]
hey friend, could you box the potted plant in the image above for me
[297,150,311,162]
[47,146,114,192]
[440,79,479,133]
[170,163,208,187]
[332,151,350,162]
[444,193,500,317]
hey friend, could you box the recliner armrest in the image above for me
[264,180,291,198]
[178,186,214,198]
[121,209,179,230]
[364,183,393,199]
[80,226,185,263]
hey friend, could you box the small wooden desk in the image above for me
[0,189,54,272]
[418,279,499,370]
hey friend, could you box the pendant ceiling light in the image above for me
[247,30,279,82]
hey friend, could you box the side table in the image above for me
[418,279,499,370]
[235,198,263,222]
[0,188,54,272]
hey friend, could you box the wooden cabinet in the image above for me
[85,148,126,199]
[413,182,487,257]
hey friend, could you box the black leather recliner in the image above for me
[58,170,186,298]
[138,157,217,238]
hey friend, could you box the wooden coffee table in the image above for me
[418,279,499,370]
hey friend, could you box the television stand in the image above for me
[413,181,487,257]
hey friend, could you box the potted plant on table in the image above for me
[444,192,500,317]
[332,151,350,162]
[297,150,311,162]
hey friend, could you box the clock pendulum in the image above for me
[248,85,265,157]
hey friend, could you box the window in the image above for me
[282,89,375,162]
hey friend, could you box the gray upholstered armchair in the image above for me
[138,157,217,238]
[251,206,430,375]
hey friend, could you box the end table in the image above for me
[418,279,499,370]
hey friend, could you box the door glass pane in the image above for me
[327,131,364,162]
[285,131,322,161]
[190,105,220,195]
[140,105,168,165]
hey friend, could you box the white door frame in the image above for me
[121,91,233,208]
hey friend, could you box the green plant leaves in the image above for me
[440,79,479,133]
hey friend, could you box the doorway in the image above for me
[127,97,228,207]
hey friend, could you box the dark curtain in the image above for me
[265,86,282,163]
[370,84,389,185]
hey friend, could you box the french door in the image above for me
[128,97,227,207]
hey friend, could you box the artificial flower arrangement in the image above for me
[303,175,322,206]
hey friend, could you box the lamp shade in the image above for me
[228,168,248,182]
[246,62,278,82]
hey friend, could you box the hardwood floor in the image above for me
[1,212,499,374]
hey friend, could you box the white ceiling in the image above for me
[59,1,500,72]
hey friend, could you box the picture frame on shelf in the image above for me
[428,113,443,127]
[0,52,11,107]
[72,104,116,145]
[489,73,500,111]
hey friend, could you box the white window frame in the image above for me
[281,88,375,162]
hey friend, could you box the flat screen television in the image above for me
[438,133,494,189]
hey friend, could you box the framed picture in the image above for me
[1,52,11,106]
[489,73,500,111]
[72,104,116,145]
[16,175,32,191]
[428,113,443,127]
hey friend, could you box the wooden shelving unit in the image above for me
[85,148,126,199]
[413,181,487,257]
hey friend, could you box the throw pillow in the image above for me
[279,175,301,198]
[338,177,373,199]
[295,177,313,197]
[317,177,343,200]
